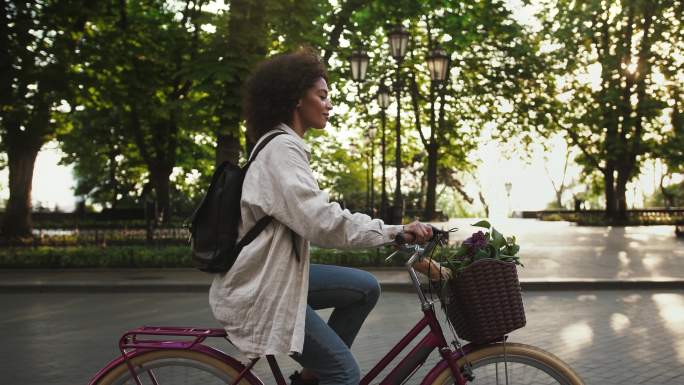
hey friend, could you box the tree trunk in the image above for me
[424,141,438,221]
[216,0,268,166]
[1,143,40,237]
[615,171,629,223]
[216,133,242,166]
[604,165,616,221]
[149,166,172,225]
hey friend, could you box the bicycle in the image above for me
[88,229,584,385]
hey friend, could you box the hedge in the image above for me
[0,244,456,268]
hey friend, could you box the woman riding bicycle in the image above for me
[208,49,443,385]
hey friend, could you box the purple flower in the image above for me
[463,231,488,254]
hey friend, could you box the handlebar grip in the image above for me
[394,232,408,244]
[429,225,448,239]
[395,225,447,245]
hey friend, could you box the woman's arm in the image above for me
[252,139,402,248]
[414,259,451,281]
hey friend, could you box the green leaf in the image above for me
[492,227,506,249]
[471,220,491,229]
[505,244,520,256]
[453,247,469,258]
[474,249,490,260]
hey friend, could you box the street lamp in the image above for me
[426,45,450,82]
[387,24,410,224]
[348,48,370,82]
[377,83,391,221]
[505,181,513,217]
[388,25,410,61]
[377,83,391,109]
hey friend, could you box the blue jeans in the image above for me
[291,264,381,385]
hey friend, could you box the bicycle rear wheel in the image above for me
[92,349,258,385]
[428,343,584,385]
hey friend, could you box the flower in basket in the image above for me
[443,220,522,273]
[440,220,527,343]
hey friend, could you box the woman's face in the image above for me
[297,77,333,130]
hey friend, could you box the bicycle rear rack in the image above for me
[118,326,228,385]
[119,325,227,352]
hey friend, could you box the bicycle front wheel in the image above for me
[428,342,584,385]
[92,349,258,385]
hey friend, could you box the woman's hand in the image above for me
[399,220,433,244]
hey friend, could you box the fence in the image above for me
[0,227,191,247]
[521,208,684,226]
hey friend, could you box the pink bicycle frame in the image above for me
[358,300,468,385]
[89,234,477,385]
[90,304,469,385]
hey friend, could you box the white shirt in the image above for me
[209,123,403,358]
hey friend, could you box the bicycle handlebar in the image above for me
[394,225,448,245]
[389,225,452,267]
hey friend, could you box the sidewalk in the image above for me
[2,219,683,292]
[1,266,682,292]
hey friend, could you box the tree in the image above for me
[65,0,211,223]
[214,0,366,163]
[339,0,546,220]
[0,0,92,236]
[538,0,683,221]
[421,1,546,220]
[658,90,684,207]
[59,0,370,218]
[213,0,269,166]
[59,107,147,210]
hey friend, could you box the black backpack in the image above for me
[188,131,286,273]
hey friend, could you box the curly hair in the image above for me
[243,48,328,143]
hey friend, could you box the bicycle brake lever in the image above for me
[385,250,401,262]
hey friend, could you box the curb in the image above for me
[1,279,682,293]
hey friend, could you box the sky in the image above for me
[0,0,673,215]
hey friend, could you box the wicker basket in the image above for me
[444,258,526,343]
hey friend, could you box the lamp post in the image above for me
[505,181,513,217]
[348,48,371,212]
[366,125,377,215]
[387,24,410,224]
[423,44,450,220]
[377,83,391,221]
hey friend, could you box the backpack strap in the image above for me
[235,215,273,252]
[233,130,290,257]
[246,130,287,166]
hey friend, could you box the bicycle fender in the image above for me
[87,344,264,385]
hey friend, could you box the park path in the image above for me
[1,290,682,385]
[436,218,684,281]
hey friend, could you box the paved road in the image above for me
[1,289,682,385]
[442,219,684,281]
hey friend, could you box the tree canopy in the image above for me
[2,0,684,236]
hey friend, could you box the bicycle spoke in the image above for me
[146,369,160,385]
[470,359,564,384]
[115,358,232,385]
